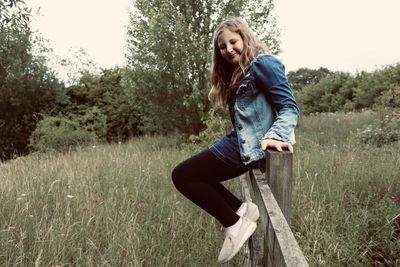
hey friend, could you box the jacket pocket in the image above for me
[236,80,258,107]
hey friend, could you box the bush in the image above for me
[376,84,400,108]
[66,68,142,141]
[357,108,400,146]
[29,115,99,152]
[188,107,231,146]
[295,72,353,114]
[295,64,400,115]
[72,106,107,139]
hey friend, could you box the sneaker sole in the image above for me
[222,221,257,263]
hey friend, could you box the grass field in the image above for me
[293,111,399,266]
[1,111,399,266]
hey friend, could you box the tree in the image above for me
[0,6,64,160]
[294,64,400,114]
[287,67,333,91]
[295,72,352,114]
[66,67,142,141]
[353,65,400,109]
[125,0,280,135]
[0,0,29,27]
[49,47,102,87]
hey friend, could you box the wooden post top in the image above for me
[264,148,293,225]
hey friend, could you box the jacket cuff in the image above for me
[262,132,287,143]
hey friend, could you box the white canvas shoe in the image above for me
[218,217,257,263]
[244,202,260,222]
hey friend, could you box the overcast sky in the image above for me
[25,0,400,73]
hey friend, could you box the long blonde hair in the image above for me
[208,18,268,107]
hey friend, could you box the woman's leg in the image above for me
[171,149,249,227]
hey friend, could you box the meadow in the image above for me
[0,111,399,266]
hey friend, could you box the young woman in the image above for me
[172,17,299,263]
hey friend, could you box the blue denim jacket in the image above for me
[233,54,299,165]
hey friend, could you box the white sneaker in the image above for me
[218,217,257,263]
[244,202,260,222]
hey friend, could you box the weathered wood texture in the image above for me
[239,150,308,267]
[265,149,293,225]
[239,174,264,267]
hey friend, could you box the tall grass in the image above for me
[293,111,400,266]
[1,111,399,266]
[0,137,228,266]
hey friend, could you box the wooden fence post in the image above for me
[238,148,308,266]
[265,149,293,225]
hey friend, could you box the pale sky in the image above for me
[25,0,400,73]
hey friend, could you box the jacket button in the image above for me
[241,139,246,144]
[242,155,250,161]
[238,125,243,130]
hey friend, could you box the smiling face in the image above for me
[217,29,244,66]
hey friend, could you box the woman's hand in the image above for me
[261,139,293,153]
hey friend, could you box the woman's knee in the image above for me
[171,162,185,189]
[171,149,211,189]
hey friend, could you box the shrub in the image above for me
[188,108,231,146]
[295,72,353,115]
[29,115,99,152]
[67,68,142,141]
[357,108,400,146]
[376,84,400,108]
[72,106,107,139]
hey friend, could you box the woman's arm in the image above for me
[252,55,300,148]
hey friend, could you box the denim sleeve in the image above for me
[252,55,300,143]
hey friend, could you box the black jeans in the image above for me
[171,149,250,227]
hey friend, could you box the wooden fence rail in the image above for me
[239,149,308,267]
